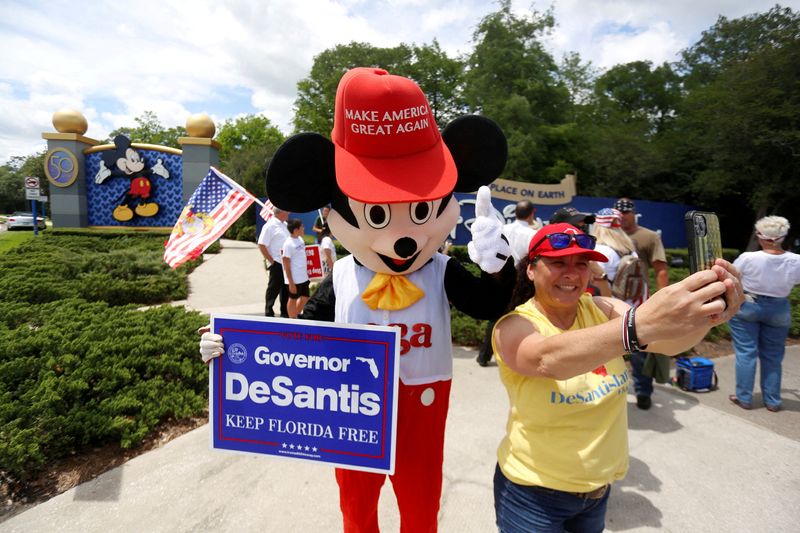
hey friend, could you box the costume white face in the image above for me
[328,196,459,275]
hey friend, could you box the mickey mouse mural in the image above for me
[268,68,515,531]
[94,134,170,221]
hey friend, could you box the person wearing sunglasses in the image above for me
[490,222,744,532]
[728,216,800,412]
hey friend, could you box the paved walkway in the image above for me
[3,240,799,532]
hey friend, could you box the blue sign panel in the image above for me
[85,150,184,227]
[210,315,400,474]
[452,193,694,248]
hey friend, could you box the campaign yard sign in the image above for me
[305,244,324,281]
[210,315,400,474]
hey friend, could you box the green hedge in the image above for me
[0,234,201,306]
[0,299,207,481]
[0,234,210,485]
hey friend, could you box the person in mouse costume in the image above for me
[201,67,515,532]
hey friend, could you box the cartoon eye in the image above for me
[364,204,391,229]
[409,201,433,225]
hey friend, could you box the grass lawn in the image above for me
[0,230,37,254]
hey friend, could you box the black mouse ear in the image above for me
[442,115,507,192]
[103,134,131,168]
[114,134,131,150]
[266,133,336,212]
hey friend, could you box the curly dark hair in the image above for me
[507,256,536,311]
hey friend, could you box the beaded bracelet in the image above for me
[621,306,648,353]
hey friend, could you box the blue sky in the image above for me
[1,0,797,163]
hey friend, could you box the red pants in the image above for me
[335,379,452,533]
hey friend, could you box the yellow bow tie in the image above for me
[361,273,425,311]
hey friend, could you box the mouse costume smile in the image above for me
[266,67,515,532]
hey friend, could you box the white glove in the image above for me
[151,158,170,178]
[467,186,511,274]
[94,161,112,184]
[199,330,224,364]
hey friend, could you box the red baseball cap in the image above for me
[528,223,609,262]
[331,67,457,204]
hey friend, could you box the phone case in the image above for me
[685,211,722,272]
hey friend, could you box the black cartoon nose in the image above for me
[394,237,417,258]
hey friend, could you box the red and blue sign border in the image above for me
[209,314,400,474]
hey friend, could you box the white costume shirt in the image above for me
[332,254,452,385]
[257,217,289,265]
[281,236,309,284]
[734,250,800,298]
[503,219,536,266]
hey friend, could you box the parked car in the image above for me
[6,212,46,230]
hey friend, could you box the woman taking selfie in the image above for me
[491,222,743,533]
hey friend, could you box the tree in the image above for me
[593,61,681,134]
[292,42,414,135]
[463,0,572,182]
[107,111,186,147]
[0,152,46,214]
[676,37,800,247]
[672,5,800,248]
[405,40,466,127]
[216,114,285,168]
[557,52,598,119]
[679,5,800,89]
[215,115,286,235]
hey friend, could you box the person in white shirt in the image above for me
[502,200,539,265]
[319,227,337,275]
[281,219,310,318]
[729,216,800,412]
[257,207,290,317]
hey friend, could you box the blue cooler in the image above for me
[675,357,717,392]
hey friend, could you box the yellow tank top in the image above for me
[493,293,630,492]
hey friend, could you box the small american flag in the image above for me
[594,208,622,228]
[164,167,255,268]
[260,199,274,222]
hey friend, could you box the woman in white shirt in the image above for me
[729,216,800,412]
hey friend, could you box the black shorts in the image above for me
[288,281,310,298]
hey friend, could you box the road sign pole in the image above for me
[31,200,38,236]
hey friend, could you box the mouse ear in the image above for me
[102,134,132,168]
[266,133,336,212]
[442,116,507,192]
[114,134,131,150]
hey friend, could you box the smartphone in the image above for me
[685,211,723,273]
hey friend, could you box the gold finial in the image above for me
[185,113,216,138]
[52,109,88,135]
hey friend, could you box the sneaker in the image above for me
[728,394,752,410]
[636,395,652,410]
